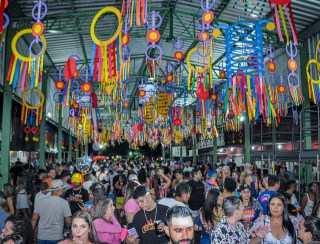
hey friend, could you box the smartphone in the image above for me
[128,227,138,237]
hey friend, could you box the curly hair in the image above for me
[1,234,26,244]
[5,215,33,244]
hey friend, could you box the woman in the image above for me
[195,189,223,244]
[123,181,140,224]
[1,215,33,244]
[3,184,15,215]
[58,211,99,244]
[153,168,171,200]
[239,184,263,231]
[232,171,240,189]
[88,182,106,205]
[211,196,249,243]
[312,186,320,218]
[15,176,29,218]
[298,216,320,243]
[114,174,127,211]
[93,197,121,243]
[249,193,299,244]
[301,182,319,217]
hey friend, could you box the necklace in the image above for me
[143,205,157,225]
[72,188,81,196]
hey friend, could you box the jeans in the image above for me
[38,240,62,244]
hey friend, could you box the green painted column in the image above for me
[161,143,165,160]
[213,137,217,165]
[57,105,63,162]
[169,142,172,161]
[1,28,13,187]
[68,132,72,162]
[244,116,251,163]
[39,73,48,169]
[180,143,183,162]
[300,40,312,149]
[1,74,12,186]
[192,108,197,163]
[75,141,79,160]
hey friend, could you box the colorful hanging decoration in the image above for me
[268,0,298,45]
[215,19,276,125]
[7,1,47,90]
[306,40,320,104]
[0,0,9,50]
[121,0,148,27]
[286,40,303,106]
[121,17,131,82]
[90,7,122,88]
[145,11,162,78]
[21,88,44,142]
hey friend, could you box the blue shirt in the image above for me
[0,209,10,230]
[257,190,277,215]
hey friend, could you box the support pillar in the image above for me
[1,28,13,187]
[161,143,165,160]
[75,141,79,160]
[68,132,72,162]
[169,142,173,161]
[244,116,251,163]
[57,105,63,162]
[1,73,12,186]
[192,108,197,163]
[85,143,88,157]
[39,73,48,169]
[213,137,217,165]
[179,143,183,162]
[300,39,312,149]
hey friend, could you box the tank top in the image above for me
[304,193,314,216]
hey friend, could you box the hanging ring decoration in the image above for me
[79,66,91,82]
[90,7,122,46]
[11,29,47,62]
[22,88,45,110]
[3,13,9,29]
[122,46,131,62]
[145,44,162,61]
[173,38,184,50]
[53,91,65,104]
[31,1,47,21]
[79,95,92,108]
[200,0,215,11]
[146,11,162,29]
[186,47,208,73]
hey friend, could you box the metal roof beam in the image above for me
[298,18,320,40]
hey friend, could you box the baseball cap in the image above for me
[239,184,251,192]
[128,174,138,182]
[71,173,82,183]
[48,179,68,191]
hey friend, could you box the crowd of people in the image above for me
[0,158,319,244]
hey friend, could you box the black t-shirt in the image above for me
[64,187,89,215]
[131,204,169,244]
[187,179,205,211]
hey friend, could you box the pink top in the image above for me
[93,216,121,244]
[124,199,140,213]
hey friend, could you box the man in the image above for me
[164,206,194,244]
[31,179,71,243]
[187,169,205,218]
[257,175,280,214]
[0,192,10,230]
[34,182,51,209]
[298,216,320,243]
[60,170,71,192]
[43,165,57,188]
[126,185,169,244]
[158,182,191,208]
[64,172,89,215]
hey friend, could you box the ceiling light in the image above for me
[240,116,245,122]
[277,144,283,149]
[250,13,258,18]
